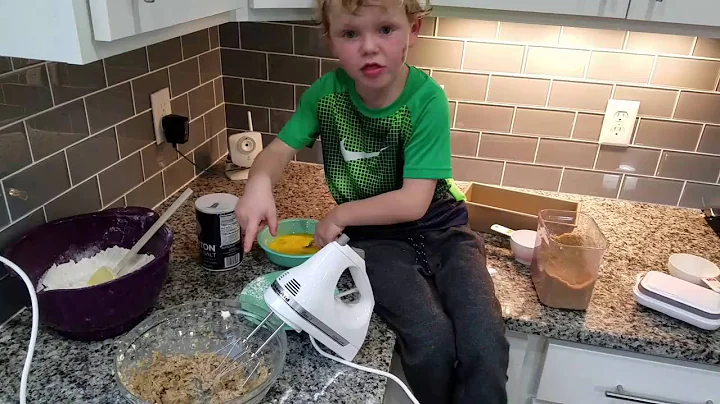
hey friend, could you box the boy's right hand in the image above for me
[235,177,278,253]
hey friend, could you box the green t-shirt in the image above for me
[279,65,468,238]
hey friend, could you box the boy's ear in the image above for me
[408,17,422,46]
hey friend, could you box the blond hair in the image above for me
[316,0,432,35]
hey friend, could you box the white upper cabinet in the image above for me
[248,0,314,9]
[432,0,631,19]
[627,0,720,27]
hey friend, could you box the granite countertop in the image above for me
[2,160,720,403]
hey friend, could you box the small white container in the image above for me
[668,253,720,287]
[491,224,536,266]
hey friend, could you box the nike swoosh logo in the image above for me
[340,138,389,162]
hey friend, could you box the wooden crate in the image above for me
[463,182,580,233]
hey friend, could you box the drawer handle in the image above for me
[605,385,713,404]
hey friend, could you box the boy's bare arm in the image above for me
[335,178,436,227]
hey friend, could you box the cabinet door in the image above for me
[248,0,314,8]
[627,0,720,27]
[431,0,630,18]
[89,0,245,41]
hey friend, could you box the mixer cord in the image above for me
[309,336,420,404]
[0,256,38,404]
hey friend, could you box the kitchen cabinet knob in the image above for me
[605,385,712,404]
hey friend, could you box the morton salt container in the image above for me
[195,193,243,271]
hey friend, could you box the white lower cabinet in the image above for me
[535,340,720,404]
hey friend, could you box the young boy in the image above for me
[235,1,509,402]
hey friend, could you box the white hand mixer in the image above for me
[210,234,420,403]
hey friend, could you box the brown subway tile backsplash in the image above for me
[698,125,720,155]
[163,157,195,195]
[620,176,684,206]
[463,43,524,73]
[633,119,703,151]
[573,113,604,141]
[498,22,560,45]
[218,130,229,156]
[694,38,720,59]
[3,152,70,220]
[221,48,267,79]
[477,133,536,162]
[436,18,496,39]
[47,61,106,104]
[625,32,694,55]
[679,182,720,208]
[0,123,32,178]
[450,130,479,157]
[657,151,720,183]
[0,65,53,126]
[214,78,224,104]
[169,58,201,97]
[219,22,240,48]
[148,38,183,71]
[560,169,621,198]
[44,177,102,222]
[558,27,625,50]
[432,71,488,101]
[612,86,678,118]
[321,59,342,76]
[241,22,293,53]
[486,76,549,106]
[199,49,221,84]
[270,109,294,134]
[142,142,178,178]
[293,26,334,58]
[25,100,88,160]
[132,69,171,113]
[189,82,216,119]
[210,26,220,49]
[674,92,720,124]
[244,79,294,110]
[116,111,154,157]
[205,105,227,138]
[105,197,126,209]
[535,139,598,168]
[451,157,503,185]
[548,81,612,111]
[455,103,513,132]
[503,163,562,191]
[408,38,463,69]
[269,54,319,85]
[193,137,221,173]
[419,17,435,36]
[513,108,574,138]
[595,145,661,175]
[126,174,164,209]
[104,48,149,86]
[182,29,210,58]
[525,47,589,78]
[652,57,720,91]
[0,57,11,74]
[98,153,143,203]
[587,52,654,83]
[66,128,119,184]
[223,77,244,104]
[226,104,270,132]
[85,83,135,134]
[171,93,190,118]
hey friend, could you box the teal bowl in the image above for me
[257,218,318,268]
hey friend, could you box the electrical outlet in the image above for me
[598,99,640,146]
[151,88,172,145]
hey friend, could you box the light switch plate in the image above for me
[151,88,172,145]
[599,99,640,146]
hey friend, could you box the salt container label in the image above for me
[196,210,243,271]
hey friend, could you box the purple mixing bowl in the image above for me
[2,207,173,341]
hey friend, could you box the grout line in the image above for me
[616,174,626,199]
[670,91,682,119]
[544,79,553,107]
[609,84,617,99]
[690,37,699,56]
[22,121,35,162]
[242,79,247,104]
[63,149,72,186]
[499,161,507,185]
[292,26,296,55]
[475,132,482,157]
[716,168,720,184]
[452,101,459,127]
[484,74,491,102]
[531,137,540,163]
[44,65,56,107]
[677,181,688,207]
[583,50,591,79]
[266,53,270,80]
[433,17,440,37]
[96,175,104,207]
[160,171,168,199]
[180,36,185,59]
[630,117,641,144]
[622,31,630,50]
[569,112,579,139]
[653,149,664,176]
[101,59,110,88]
[714,69,720,93]
[460,41,467,70]
[557,168,565,192]
[558,26,565,46]
[493,22,500,40]
[508,107,517,133]
[695,124,706,152]
[1,182,11,228]
[145,46,151,71]
[647,55,658,86]
[42,206,48,223]
[520,45,529,74]
[130,81,137,115]
[592,142,601,169]
[139,147,147,180]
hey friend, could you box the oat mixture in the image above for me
[126,352,270,404]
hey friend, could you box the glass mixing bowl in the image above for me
[114,299,287,404]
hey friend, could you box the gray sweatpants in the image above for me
[351,225,509,404]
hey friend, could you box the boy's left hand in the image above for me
[315,207,345,248]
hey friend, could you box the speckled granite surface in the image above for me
[2,161,720,403]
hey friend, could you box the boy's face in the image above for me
[325,1,420,92]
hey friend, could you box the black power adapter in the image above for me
[161,114,190,145]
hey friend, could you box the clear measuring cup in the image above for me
[530,209,608,310]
